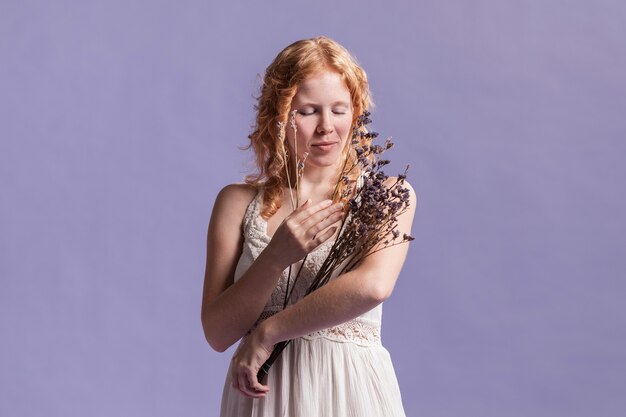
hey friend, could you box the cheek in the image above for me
[338,120,353,139]
[284,126,309,154]
[288,122,316,147]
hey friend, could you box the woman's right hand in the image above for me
[264,199,344,268]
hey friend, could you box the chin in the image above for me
[307,155,344,169]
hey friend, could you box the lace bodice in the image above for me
[233,189,382,346]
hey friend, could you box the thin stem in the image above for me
[284,254,308,307]
[282,264,293,310]
[331,149,351,201]
[278,123,296,210]
[290,111,300,209]
[258,112,414,384]
[360,239,413,258]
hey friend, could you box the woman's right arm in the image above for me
[200,184,281,352]
[200,184,343,352]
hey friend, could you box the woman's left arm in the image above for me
[261,180,417,344]
[231,180,416,398]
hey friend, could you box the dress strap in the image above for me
[242,188,263,238]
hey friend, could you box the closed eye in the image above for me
[297,108,349,116]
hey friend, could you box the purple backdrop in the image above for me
[2,1,625,416]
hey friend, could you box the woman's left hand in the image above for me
[230,325,274,398]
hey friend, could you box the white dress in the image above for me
[220,189,407,417]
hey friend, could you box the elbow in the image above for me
[201,312,231,353]
[204,330,228,353]
[370,285,392,303]
[366,278,394,304]
[360,267,398,303]
[209,340,229,353]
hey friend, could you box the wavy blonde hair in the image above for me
[245,36,373,219]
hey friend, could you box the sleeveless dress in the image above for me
[219,189,407,417]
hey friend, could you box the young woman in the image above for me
[201,36,416,416]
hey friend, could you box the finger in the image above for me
[237,373,256,398]
[235,368,264,398]
[288,199,333,223]
[247,371,270,394]
[305,210,344,239]
[238,371,266,398]
[300,202,344,231]
[307,226,338,250]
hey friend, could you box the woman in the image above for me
[201,36,416,416]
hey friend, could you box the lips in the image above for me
[311,142,338,152]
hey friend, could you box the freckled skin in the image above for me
[285,71,354,171]
[202,67,417,402]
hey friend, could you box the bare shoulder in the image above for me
[202,183,259,313]
[208,183,259,237]
[216,182,258,200]
[212,183,258,217]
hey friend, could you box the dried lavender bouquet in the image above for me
[257,111,414,383]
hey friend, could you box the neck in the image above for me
[290,163,342,203]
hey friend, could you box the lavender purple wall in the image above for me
[2,1,625,416]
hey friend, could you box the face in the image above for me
[285,70,353,170]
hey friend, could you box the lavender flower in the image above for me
[258,112,414,383]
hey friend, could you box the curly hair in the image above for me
[245,36,373,219]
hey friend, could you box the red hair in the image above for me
[245,36,373,219]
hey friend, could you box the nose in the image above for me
[316,111,334,135]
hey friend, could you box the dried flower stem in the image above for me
[282,111,309,309]
[277,121,297,210]
[259,111,415,384]
[290,110,300,208]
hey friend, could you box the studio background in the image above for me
[1,1,625,416]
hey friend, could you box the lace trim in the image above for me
[240,189,382,347]
[241,190,338,311]
[242,192,270,250]
[246,311,381,347]
[301,318,381,346]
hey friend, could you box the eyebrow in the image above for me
[295,101,351,107]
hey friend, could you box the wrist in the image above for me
[257,315,282,347]
[259,244,290,272]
